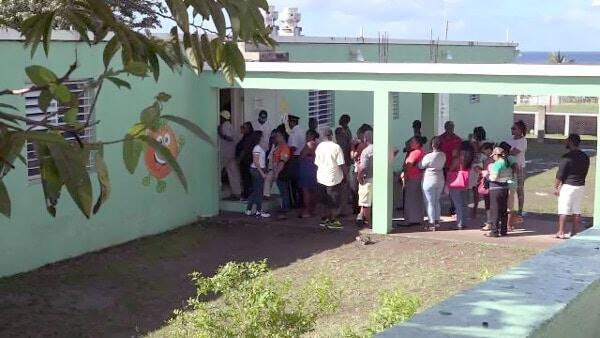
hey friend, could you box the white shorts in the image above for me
[558,184,586,216]
[358,179,373,207]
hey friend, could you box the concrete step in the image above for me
[220,196,282,213]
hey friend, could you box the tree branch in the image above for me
[0,61,78,97]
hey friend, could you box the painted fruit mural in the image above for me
[142,121,185,193]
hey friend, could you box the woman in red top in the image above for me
[403,137,425,225]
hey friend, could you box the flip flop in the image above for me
[551,234,568,239]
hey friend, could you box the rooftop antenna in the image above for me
[445,20,449,40]
[505,28,510,42]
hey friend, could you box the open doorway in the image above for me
[218,88,244,200]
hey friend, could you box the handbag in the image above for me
[448,169,469,189]
[477,177,490,195]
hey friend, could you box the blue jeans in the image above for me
[247,168,265,212]
[276,179,291,212]
[449,189,467,227]
[422,181,444,225]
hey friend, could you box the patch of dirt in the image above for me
[0,215,538,338]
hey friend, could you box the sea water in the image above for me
[518,51,600,65]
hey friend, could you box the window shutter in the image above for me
[308,90,335,127]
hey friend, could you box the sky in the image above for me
[265,0,600,51]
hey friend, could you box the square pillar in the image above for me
[595,100,600,228]
[372,91,393,234]
[421,93,437,139]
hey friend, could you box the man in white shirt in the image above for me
[506,120,528,219]
[286,114,305,208]
[315,127,346,229]
[252,110,272,151]
[218,110,241,199]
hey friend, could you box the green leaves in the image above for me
[140,103,161,130]
[49,84,72,104]
[36,143,62,217]
[48,143,93,219]
[93,153,110,215]
[139,135,187,192]
[123,134,144,174]
[156,92,172,102]
[26,65,58,87]
[125,61,149,77]
[106,77,131,90]
[0,179,10,218]
[21,11,56,57]
[162,115,214,147]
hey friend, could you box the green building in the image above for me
[0,30,522,277]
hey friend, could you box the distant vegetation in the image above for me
[548,51,575,64]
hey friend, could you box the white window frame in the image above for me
[24,79,96,180]
[308,90,335,127]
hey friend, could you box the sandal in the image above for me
[551,234,568,240]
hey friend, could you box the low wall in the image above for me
[379,228,600,338]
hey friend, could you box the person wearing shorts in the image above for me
[315,127,346,229]
[554,134,590,239]
[357,131,373,227]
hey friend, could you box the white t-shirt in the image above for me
[314,141,345,186]
[250,145,266,169]
[252,121,272,150]
[288,125,306,156]
[507,137,527,168]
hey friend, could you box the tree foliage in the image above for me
[0,0,275,218]
[0,0,168,29]
[548,51,575,64]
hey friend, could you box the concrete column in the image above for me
[372,90,393,234]
[564,114,571,136]
[595,100,600,228]
[421,93,437,139]
[536,105,546,143]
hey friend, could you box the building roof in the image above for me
[244,62,600,77]
[273,35,518,48]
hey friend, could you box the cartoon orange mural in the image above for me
[142,122,185,193]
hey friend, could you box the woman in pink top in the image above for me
[403,137,425,225]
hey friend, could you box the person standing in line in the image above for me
[357,130,374,228]
[447,141,475,230]
[272,130,293,219]
[479,142,496,231]
[470,127,487,218]
[419,136,446,231]
[485,147,513,238]
[403,136,426,226]
[315,127,346,229]
[351,124,373,223]
[439,121,462,214]
[403,120,427,154]
[252,110,272,151]
[286,115,305,209]
[335,114,353,215]
[308,117,318,133]
[245,131,271,218]
[218,110,242,200]
[298,130,320,218]
[554,134,590,239]
[498,141,520,232]
[263,129,278,200]
[235,122,255,200]
[507,120,528,222]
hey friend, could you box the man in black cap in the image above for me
[287,114,305,208]
[554,133,590,239]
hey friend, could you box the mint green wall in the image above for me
[0,41,220,277]
[450,95,516,142]
[277,43,515,64]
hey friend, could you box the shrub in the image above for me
[168,260,340,338]
[342,289,421,337]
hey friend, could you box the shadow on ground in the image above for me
[0,215,359,338]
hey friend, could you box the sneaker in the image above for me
[319,218,330,228]
[327,219,343,229]
[256,211,271,218]
[244,210,253,216]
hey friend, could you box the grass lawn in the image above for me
[515,103,598,113]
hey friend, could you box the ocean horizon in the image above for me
[518,51,600,64]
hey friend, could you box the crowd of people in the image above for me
[219,109,590,238]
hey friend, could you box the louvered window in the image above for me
[24,80,96,179]
[391,92,400,120]
[308,90,335,127]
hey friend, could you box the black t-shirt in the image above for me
[556,150,590,186]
